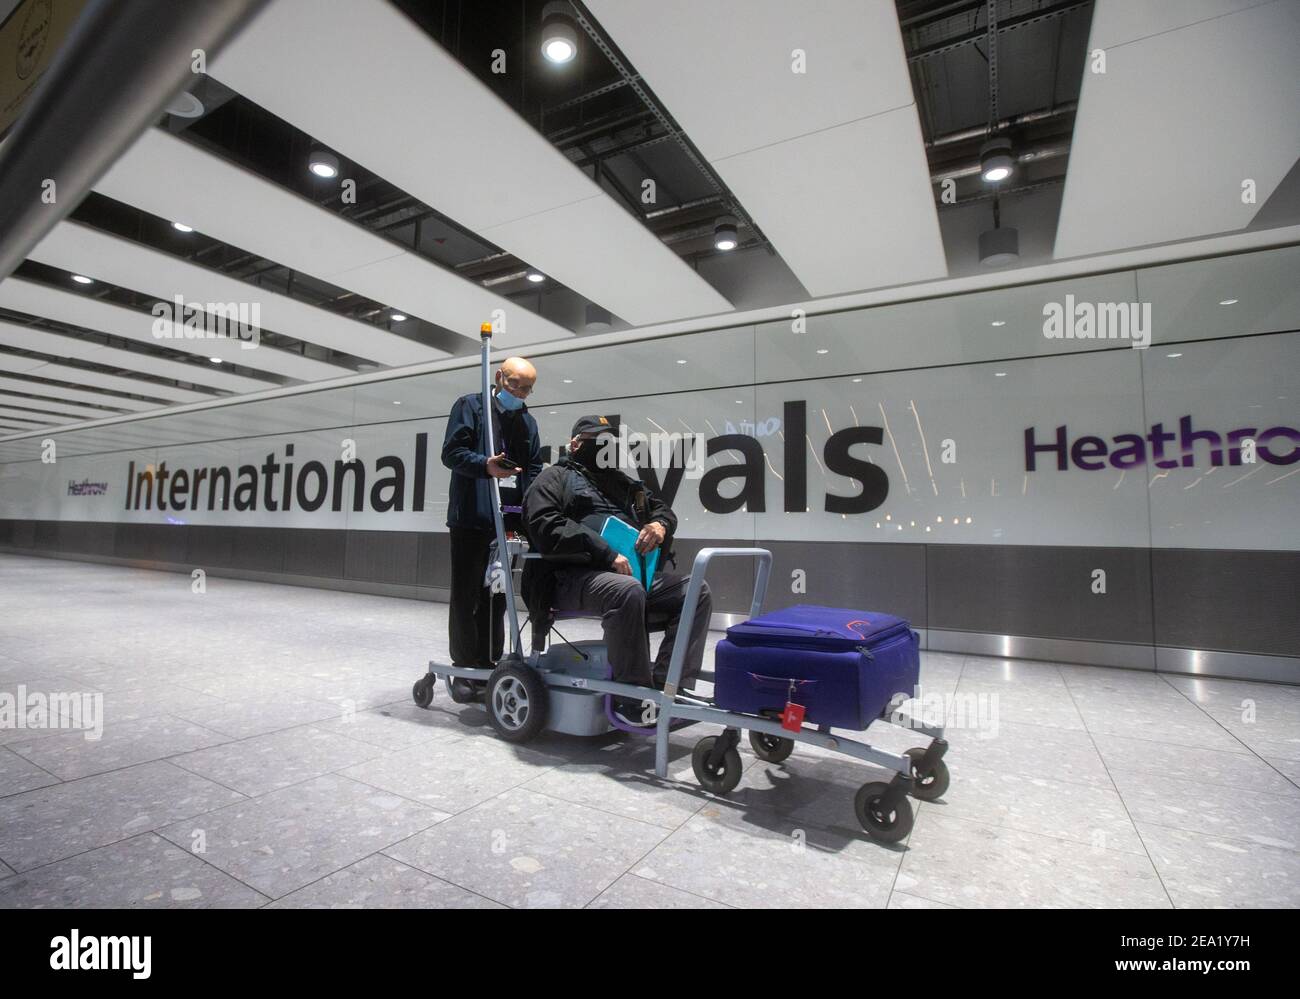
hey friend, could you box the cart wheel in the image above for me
[749,730,795,763]
[905,747,950,802]
[485,662,547,743]
[854,782,914,843]
[692,736,743,795]
[446,676,481,704]
[412,676,435,709]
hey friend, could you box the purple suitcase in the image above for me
[713,605,920,730]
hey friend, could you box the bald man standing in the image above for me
[441,356,542,696]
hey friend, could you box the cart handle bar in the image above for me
[662,547,772,695]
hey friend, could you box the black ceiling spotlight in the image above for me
[584,303,612,332]
[713,215,739,251]
[308,150,339,179]
[979,197,1019,267]
[540,1,578,65]
[979,136,1014,184]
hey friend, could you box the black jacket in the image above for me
[520,458,677,641]
[522,457,677,569]
[441,390,542,531]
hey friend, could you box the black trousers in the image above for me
[550,569,711,689]
[448,527,504,668]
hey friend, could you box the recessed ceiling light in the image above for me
[563,378,573,384]
[393,400,402,405]
[172,221,193,233]
[208,357,222,364]
[165,91,204,119]
[990,320,1005,327]
[994,372,1007,377]
[71,275,93,284]
[541,1,578,64]
[713,215,739,252]
[852,377,862,383]
[309,150,339,178]
[526,271,545,283]
[676,359,687,364]
[391,313,407,322]
[816,348,829,355]
[979,136,1014,184]
[736,400,744,404]
[1218,299,1238,306]
[1166,352,1182,358]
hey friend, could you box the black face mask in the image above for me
[570,435,611,469]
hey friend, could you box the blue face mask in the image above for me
[495,386,525,412]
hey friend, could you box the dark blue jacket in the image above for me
[441,390,543,531]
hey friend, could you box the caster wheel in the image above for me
[485,662,547,743]
[905,747,950,802]
[749,730,795,763]
[447,676,482,704]
[412,676,435,709]
[692,736,743,795]
[854,782,914,843]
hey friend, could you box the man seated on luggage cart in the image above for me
[522,416,711,727]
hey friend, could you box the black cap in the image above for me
[570,415,618,438]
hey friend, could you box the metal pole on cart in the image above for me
[479,322,523,659]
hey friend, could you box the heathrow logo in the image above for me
[66,479,107,496]
[1025,416,1299,470]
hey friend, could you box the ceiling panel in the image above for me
[209,0,732,327]
[716,109,945,297]
[1088,0,1268,48]
[27,222,437,368]
[94,127,571,349]
[586,0,946,298]
[0,406,65,426]
[0,278,340,383]
[1055,0,1300,258]
[0,393,125,420]
[0,318,265,394]
[0,373,157,412]
[0,353,206,403]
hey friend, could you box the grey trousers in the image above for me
[550,569,712,688]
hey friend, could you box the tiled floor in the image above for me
[0,553,1297,909]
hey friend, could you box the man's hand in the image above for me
[486,452,521,479]
[611,555,633,576]
[635,521,666,554]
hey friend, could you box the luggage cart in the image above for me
[413,323,949,843]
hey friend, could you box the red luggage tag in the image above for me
[780,680,805,732]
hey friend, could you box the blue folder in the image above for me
[600,516,659,590]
